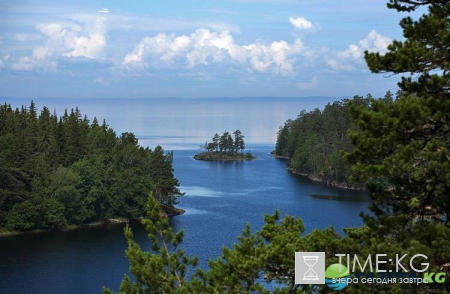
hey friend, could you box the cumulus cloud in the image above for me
[123,28,308,75]
[326,59,354,71]
[289,17,314,30]
[326,30,391,71]
[35,18,106,59]
[10,16,107,71]
[338,30,391,60]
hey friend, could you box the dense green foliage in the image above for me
[275,96,373,186]
[196,130,254,160]
[103,195,198,294]
[108,0,450,292]
[202,130,246,154]
[0,102,183,232]
[343,0,450,290]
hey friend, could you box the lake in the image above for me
[0,98,369,293]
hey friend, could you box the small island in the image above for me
[194,130,256,161]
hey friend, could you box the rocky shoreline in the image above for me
[269,150,289,160]
[271,150,365,190]
[287,166,366,191]
[160,205,186,217]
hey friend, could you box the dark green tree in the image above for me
[345,0,450,289]
[212,133,220,152]
[226,133,234,153]
[219,131,229,152]
[39,198,67,230]
[6,200,38,231]
[149,146,183,207]
[275,120,291,156]
[233,129,245,153]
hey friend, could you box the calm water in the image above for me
[0,98,370,293]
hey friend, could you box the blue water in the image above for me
[0,98,370,293]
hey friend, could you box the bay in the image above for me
[0,97,369,293]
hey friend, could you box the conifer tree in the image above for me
[345,0,450,287]
[103,195,198,294]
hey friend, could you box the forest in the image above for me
[104,0,450,292]
[0,102,183,233]
[275,92,394,188]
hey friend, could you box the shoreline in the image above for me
[0,208,185,237]
[0,219,129,237]
[271,151,365,191]
[269,150,289,160]
[272,155,289,160]
[286,166,366,191]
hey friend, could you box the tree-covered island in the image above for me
[0,102,184,234]
[194,130,256,161]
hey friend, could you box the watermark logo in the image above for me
[295,252,325,284]
[295,252,447,290]
[325,264,352,290]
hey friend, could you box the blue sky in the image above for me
[0,0,413,98]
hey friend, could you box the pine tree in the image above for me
[345,0,450,288]
[103,195,198,294]
[212,133,220,152]
[149,146,183,207]
[233,129,245,153]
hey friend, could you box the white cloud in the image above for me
[360,30,392,53]
[289,17,314,30]
[327,30,391,71]
[9,16,107,71]
[98,8,109,14]
[338,30,391,60]
[326,59,354,71]
[297,76,317,89]
[123,28,309,75]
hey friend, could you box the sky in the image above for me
[0,0,415,99]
